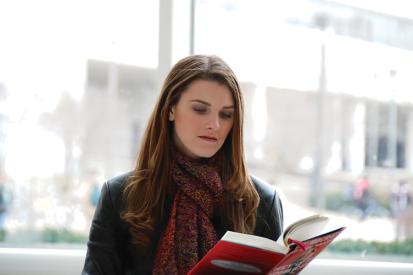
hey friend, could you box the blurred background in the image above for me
[0,0,413,263]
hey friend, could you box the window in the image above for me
[365,102,407,169]
[0,0,159,247]
[194,0,413,263]
[1,0,412,270]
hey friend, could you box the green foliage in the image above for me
[325,191,354,211]
[42,228,88,243]
[325,191,391,218]
[328,239,413,255]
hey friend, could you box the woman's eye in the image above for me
[220,112,233,119]
[193,107,206,113]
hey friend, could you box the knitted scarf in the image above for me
[153,151,224,275]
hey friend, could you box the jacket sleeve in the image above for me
[82,182,123,275]
[252,175,284,242]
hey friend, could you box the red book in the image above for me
[188,215,345,275]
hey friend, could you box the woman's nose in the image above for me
[206,114,220,130]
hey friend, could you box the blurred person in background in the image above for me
[353,174,371,219]
[390,180,412,240]
[82,55,284,275]
[81,168,103,223]
[352,174,386,219]
[87,168,103,208]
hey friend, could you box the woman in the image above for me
[82,55,283,275]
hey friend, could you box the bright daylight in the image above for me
[0,0,413,275]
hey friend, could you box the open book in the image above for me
[188,215,345,275]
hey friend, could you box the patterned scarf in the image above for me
[153,151,224,275]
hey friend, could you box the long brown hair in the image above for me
[121,55,259,247]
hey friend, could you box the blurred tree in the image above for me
[40,92,81,188]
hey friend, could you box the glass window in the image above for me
[194,0,413,263]
[0,0,159,247]
[1,0,413,266]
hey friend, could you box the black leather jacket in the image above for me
[82,173,283,275]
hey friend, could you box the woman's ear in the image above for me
[169,107,175,121]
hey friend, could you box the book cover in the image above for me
[188,215,345,275]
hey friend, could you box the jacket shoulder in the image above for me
[105,171,132,210]
[251,174,276,200]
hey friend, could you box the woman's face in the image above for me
[169,79,235,159]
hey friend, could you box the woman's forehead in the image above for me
[179,79,234,107]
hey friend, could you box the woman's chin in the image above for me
[192,149,218,159]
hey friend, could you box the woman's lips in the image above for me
[199,136,218,142]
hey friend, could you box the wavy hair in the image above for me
[121,55,259,247]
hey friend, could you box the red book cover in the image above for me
[188,215,345,275]
[188,240,286,275]
[268,227,345,275]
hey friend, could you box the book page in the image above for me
[222,231,288,254]
[282,215,329,245]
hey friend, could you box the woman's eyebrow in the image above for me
[190,99,210,106]
[190,99,234,109]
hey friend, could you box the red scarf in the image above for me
[153,151,224,274]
